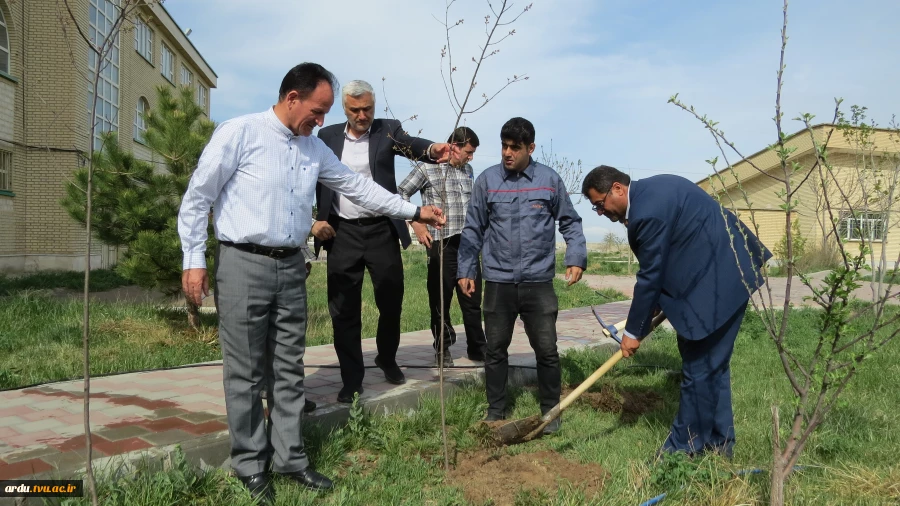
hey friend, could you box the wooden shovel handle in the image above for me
[539,312,667,424]
[559,350,623,412]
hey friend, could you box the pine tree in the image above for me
[62,86,215,327]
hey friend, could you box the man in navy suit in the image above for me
[582,165,770,457]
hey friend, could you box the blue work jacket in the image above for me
[458,159,587,284]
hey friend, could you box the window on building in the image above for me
[0,8,9,74]
[197,83,208,110]
[0,150,11,191]
[839,210,888,242]
[88,0,120,151]
[181,65,193,88]
[134,97,149,142]
[133,17,153,63]
[161,44,174,83]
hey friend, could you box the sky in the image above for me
[165,0,900,242]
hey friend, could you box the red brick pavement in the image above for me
[0,302,630,479]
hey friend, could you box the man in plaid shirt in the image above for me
[398,127,487,366]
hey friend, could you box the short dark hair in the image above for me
[500,117,535,146]
[581,165,631,197]
[278,63,339,101]
[447,126,479,148]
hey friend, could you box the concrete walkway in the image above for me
[0,301,631,481]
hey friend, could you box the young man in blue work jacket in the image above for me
[457,117,587,434]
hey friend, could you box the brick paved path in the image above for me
[0,302,630,480]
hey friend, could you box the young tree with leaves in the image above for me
[668,2,900,503]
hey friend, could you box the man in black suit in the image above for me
[312,80,453,403]
[582,165,771,458]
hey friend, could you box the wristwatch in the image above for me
[413,206,422,222]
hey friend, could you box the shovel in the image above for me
[489,312,667,446]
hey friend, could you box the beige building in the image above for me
[697,124,900,268]
[0,0,216,272]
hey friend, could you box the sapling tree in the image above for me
[667,1,900,504]
[56,1,151,503]
[384,0,532,471]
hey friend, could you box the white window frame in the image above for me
[0,150,11,191]
[0,8,9,75]
[197,83,207,110]
[88,0,120,151]
[839,210,888,242]
[133,17,153,64]
[180,64,193,88]
[133,97,149,143]
[160,43,174,83]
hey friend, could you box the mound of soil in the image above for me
[563,384,663,423]
[448,450,608,505]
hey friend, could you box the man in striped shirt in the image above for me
[398,127,488,367]
[178,63,445,503]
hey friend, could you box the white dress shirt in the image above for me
[333,125,378,219]
[178,108,418,269]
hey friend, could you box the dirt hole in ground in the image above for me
[563,384,663,423]
[448,450,608,505]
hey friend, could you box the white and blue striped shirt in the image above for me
[178,108,418,269]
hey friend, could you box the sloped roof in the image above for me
[696,124,900,192]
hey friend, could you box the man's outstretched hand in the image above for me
[429,143,460,164]
[416,205,446,228]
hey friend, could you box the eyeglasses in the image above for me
[591,198,606,213]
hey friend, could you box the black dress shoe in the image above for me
[279,467,334,491]
[483,412,506,422]
[337,385,364,404]
[374,355,406,385]
[237,472,274,504]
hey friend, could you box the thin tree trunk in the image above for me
[438,237,450,471]
[82,89,100,506]
[771,405,785,506]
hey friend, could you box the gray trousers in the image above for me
[214,244,309,476]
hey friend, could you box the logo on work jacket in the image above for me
[532,203,544,209]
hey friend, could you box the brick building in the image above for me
[0,0,216,272]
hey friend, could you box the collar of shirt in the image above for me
[502,157,535,181]
[344,123,372,141]
[625,183,632,222]
[266,107,295,137]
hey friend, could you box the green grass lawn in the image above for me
[0,268,131,295]
[62,305,900,505]
[556,251,636,276]
[0,250,625,389]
